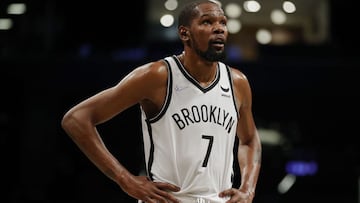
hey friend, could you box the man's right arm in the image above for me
[61,61,180,202]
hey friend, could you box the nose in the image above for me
[213,23,226,34]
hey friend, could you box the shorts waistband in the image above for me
[138,196,227,203]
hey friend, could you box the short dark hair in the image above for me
[178,0,221,28]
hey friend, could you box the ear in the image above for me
[178,26,189,40]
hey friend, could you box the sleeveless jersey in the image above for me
[140,55,239,203]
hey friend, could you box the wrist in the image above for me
[239,188,255,198]
[115,169,131,186]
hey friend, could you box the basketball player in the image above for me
[61,1,262,202]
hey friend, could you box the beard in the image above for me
[193,40,227,62]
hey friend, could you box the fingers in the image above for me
[143,196,157,203]
[143,195,168,203]
[154,182,180,203]
[154,182,181,192]
[219,188,233,197]
[142,181,180,203]
[219,188,253,203]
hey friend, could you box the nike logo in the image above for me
[220,85,229,92]
[175,85,188,91]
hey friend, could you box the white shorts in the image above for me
[138,195,229,203]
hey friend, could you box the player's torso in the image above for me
[141,55,238,197]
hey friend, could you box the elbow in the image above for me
[61,109,89,143]
[252,132,262,155]
[61,110,76,133]
[61,109,86,136]
[239,131,261,147]
[255,132,262,149]
[61,107,95,139]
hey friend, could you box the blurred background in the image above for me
[1,0,359,202]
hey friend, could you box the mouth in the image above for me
[211,39,225,50]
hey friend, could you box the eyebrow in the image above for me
[199,13,226,18]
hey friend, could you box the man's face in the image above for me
[189,2,228,62]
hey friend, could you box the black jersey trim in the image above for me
[145,119,154,180]
[225,65,240,120]
[172,55,220,93]
[147,59,173,123]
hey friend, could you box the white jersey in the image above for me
[140,55,239,203]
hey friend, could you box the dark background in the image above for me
[1,0,359,202]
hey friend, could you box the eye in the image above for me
[220,18,227,26]
[202,20,211,25]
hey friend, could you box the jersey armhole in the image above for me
[147,57,173,123]
[225,65,240,119]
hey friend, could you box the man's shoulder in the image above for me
[134,59,168,80]
[224,66,248,84]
